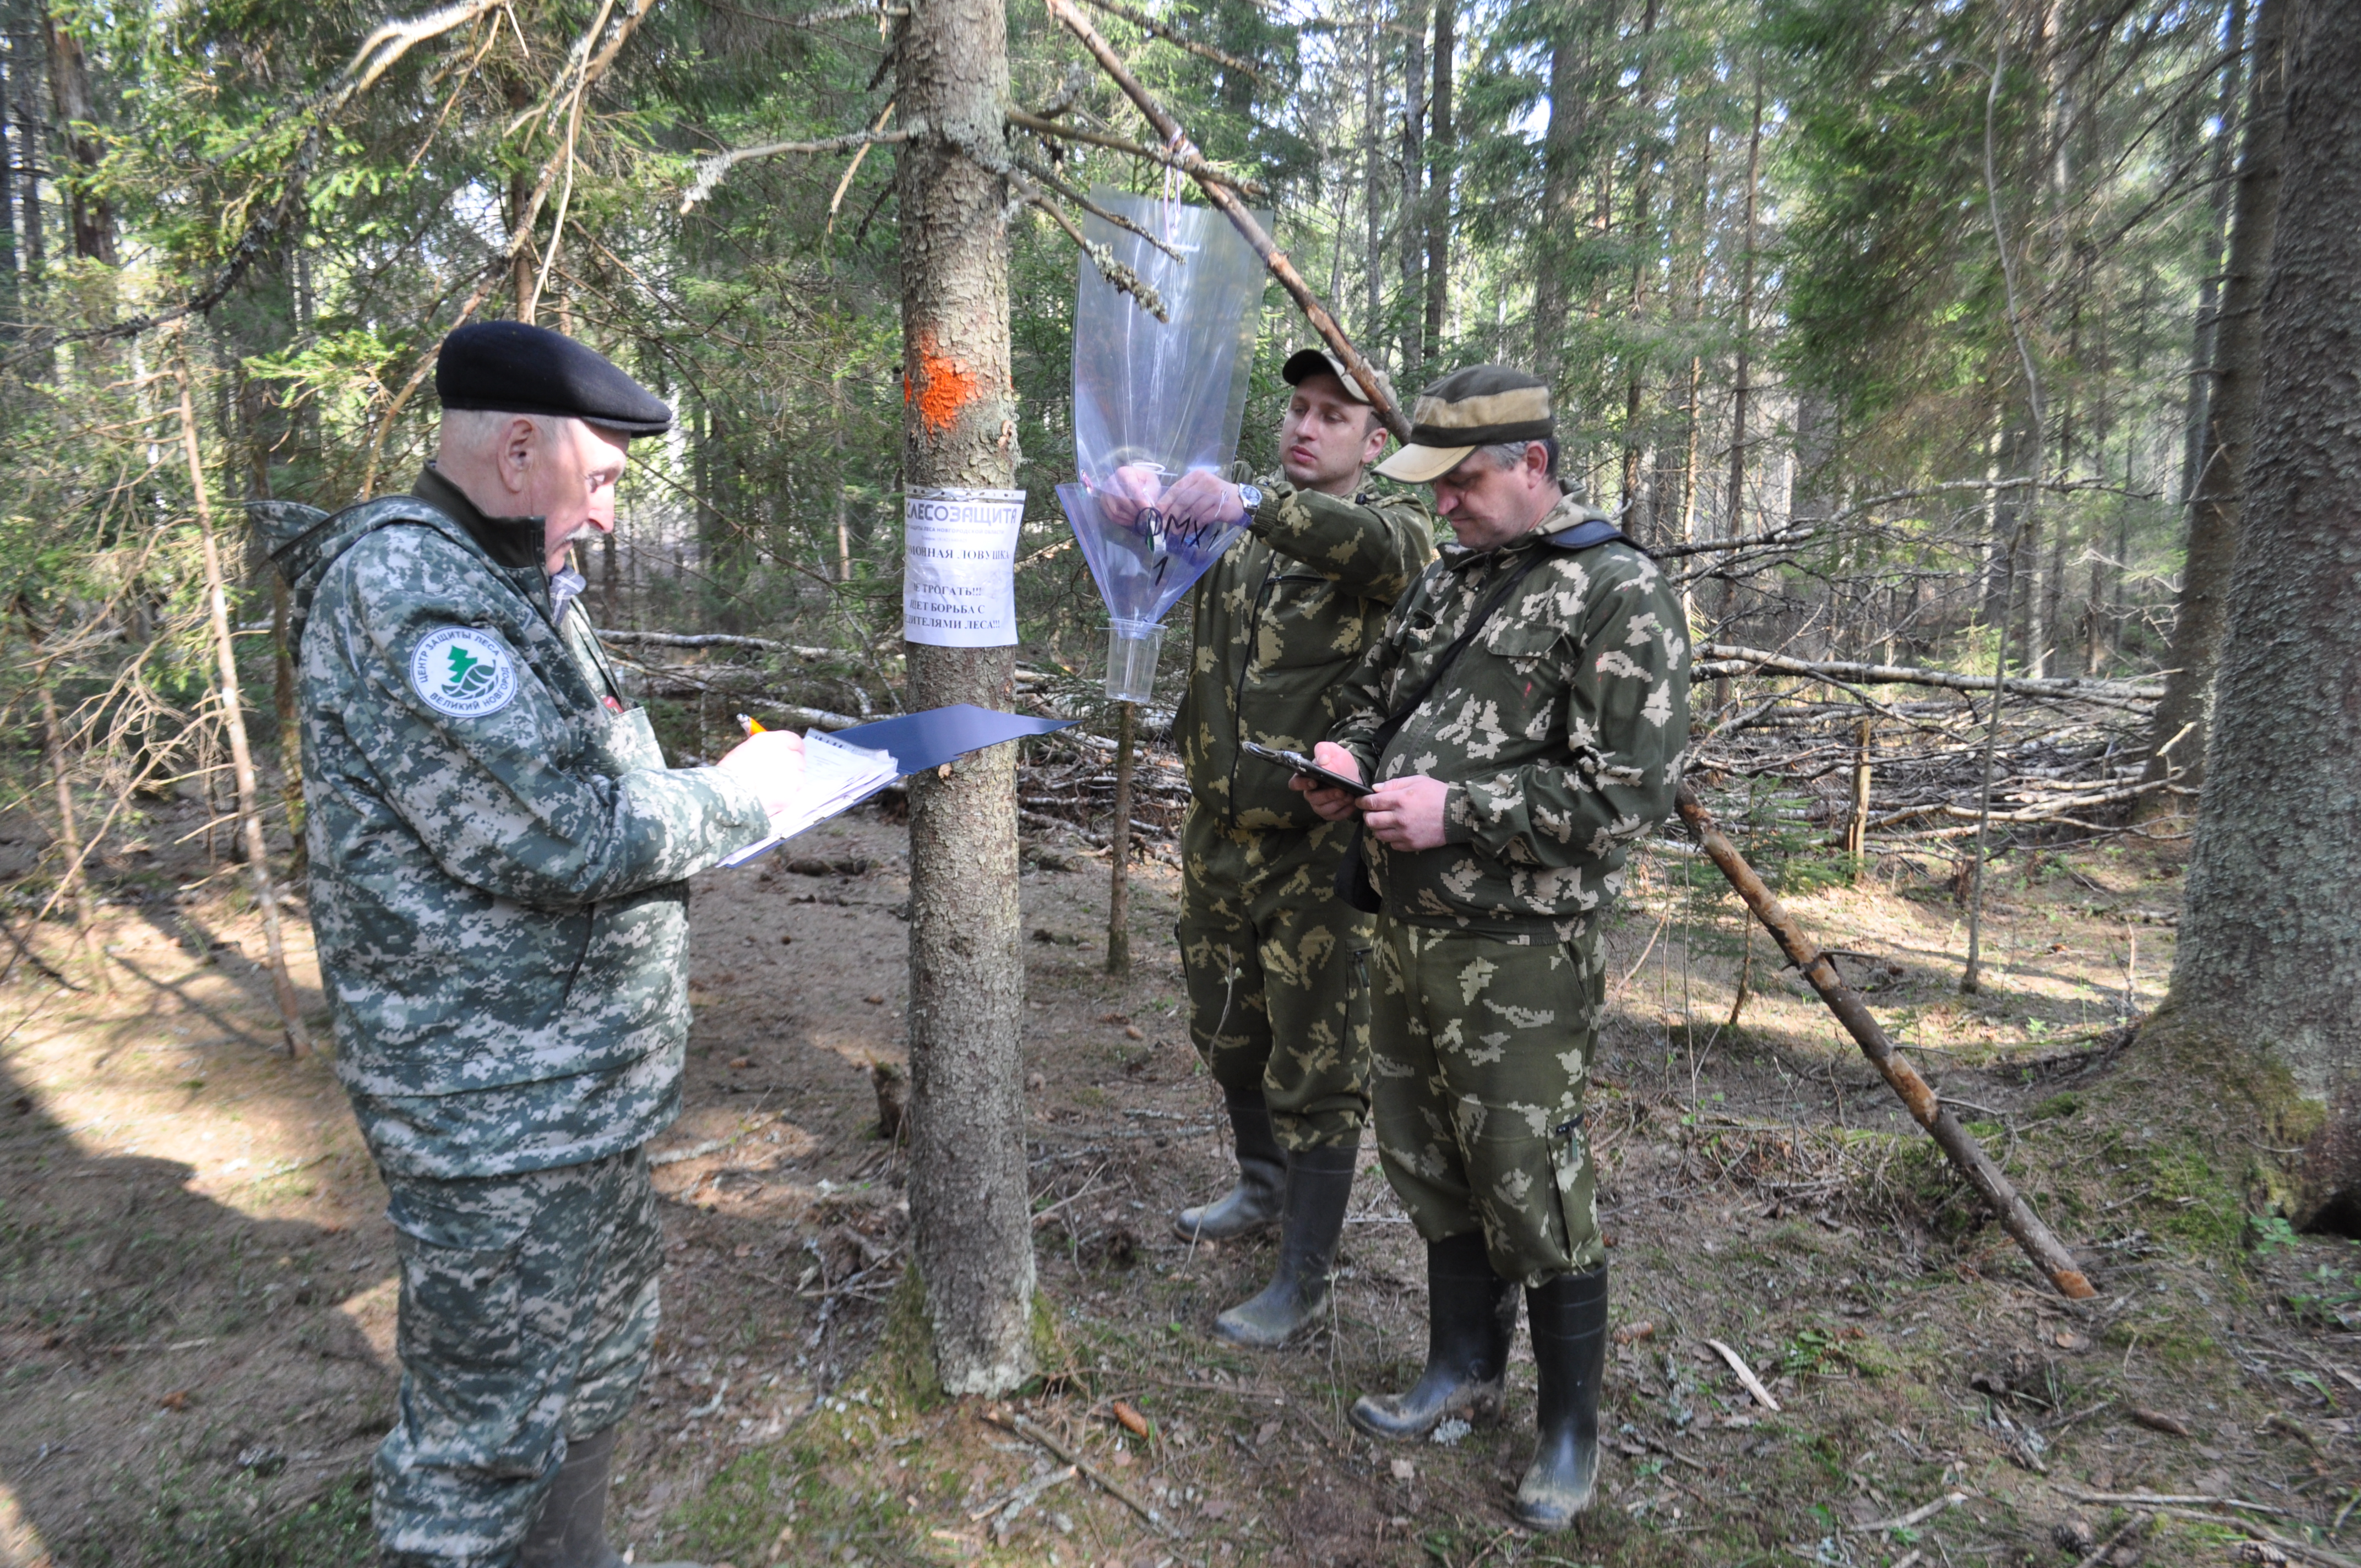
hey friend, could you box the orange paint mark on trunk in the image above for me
[905,332,984,434]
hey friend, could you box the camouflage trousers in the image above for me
[374,1145,662,1567]
[1369,917,1606,1286]
[1177,809,1373,1150]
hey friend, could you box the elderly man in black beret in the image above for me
[270,321,802,1568]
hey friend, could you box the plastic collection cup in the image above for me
[1105,619,1165,704]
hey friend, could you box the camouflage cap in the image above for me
[1281,347,1396,412]
[1375,363,1553,484]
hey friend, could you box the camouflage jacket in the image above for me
[1176,477,1433,831]
[266,472,771,1179]
[1329,494,1690,940]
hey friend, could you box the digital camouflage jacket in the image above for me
[262,476,771,1179]
[1176,477,1433,831]
[1329,494,1690,940]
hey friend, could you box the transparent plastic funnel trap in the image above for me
[1053,188,1270,701]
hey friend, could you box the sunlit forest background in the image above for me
[0,0,2249,886]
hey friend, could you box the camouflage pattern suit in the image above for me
[1174,478,1432,1150]
[1329,493,1689,1284]
[271,467,770,1566]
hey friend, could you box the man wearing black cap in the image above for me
[1123,349,1430,1347]
[1292,364,1689,1528]
[265,322,803,1568]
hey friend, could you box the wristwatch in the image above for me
[1236,482,1264,518]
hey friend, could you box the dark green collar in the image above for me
[414,464,546,571]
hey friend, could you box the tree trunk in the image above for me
[2138,0,2288,815]
[1617,0,1659,524]
[1398,0,1426,380]
[2178,0,2250,509]
[40,1,109,264]
[1361,0,1383,351]
[2170,1,2361,1232]
[0,38,19,327]
[1530,13,1584,388]
[1710,68,1764,711]
[239,372,308,882]
[177,355,308,1054]
[894,0,1035,1395]
[15,28,43,282]
[1421,0,1453,360]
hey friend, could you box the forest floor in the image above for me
[2,767,2358,1568]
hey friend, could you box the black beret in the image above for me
[435,320,673,436]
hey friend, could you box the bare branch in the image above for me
[1010,149,1181,260]
[1012,177,1168,321]
[1005,108,1266,198]
[1696,643,2164,703]
[682,126,921,212]
[1076,0,1267,81]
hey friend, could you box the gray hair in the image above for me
[437,407,563,454]
[1475,436,1560,476]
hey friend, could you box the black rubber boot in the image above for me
[1213,1144,1358,1346]
[1347,1231,1517,1440]
[1513,1265,1608,1530]
[515,1428,708,1568]
[1172,1087,1286,1242]
[518,1425,625,1568]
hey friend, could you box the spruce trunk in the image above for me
[895,0,1036,1395]
[2138,0,2287,814]
[2171,3,2361,1228]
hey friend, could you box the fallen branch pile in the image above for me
[1689,643,2185,848]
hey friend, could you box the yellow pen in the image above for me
[737,714,766,736]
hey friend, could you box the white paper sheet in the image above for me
[717,731,901,868]
[903,486,1025,647]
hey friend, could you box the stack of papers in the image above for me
[717,731,900,868]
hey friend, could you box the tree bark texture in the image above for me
[1397,0,1426,380]
[40,1,109,264]
[2172,0,2361,1228]
[894,0,1036,1395]
[177,359,307,1053]
[15,30,43,280]
[2139,0,2287,813]
[1531,21,1575,387]
[0,39,18,325]
[1420,0,1452,360]
[2176,0,2249,510]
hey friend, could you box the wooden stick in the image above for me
[1705,1338,1782,1412]
[178,354,311,1057]
[1676,784,2096,1300]
[982,1409,1166,1533]
[1040,0,1412,442]
[1105,701,1135,973]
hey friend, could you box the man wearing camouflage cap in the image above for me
[1295,364,1688,1528]
[264,321,803,1568]
[1116,349,1432,1345]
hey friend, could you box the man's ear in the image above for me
[1361,422,1388,469]
[497,417,540,496]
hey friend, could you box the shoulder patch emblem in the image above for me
[409,625,519,718]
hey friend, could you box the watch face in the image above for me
[1239,484,1263,511]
